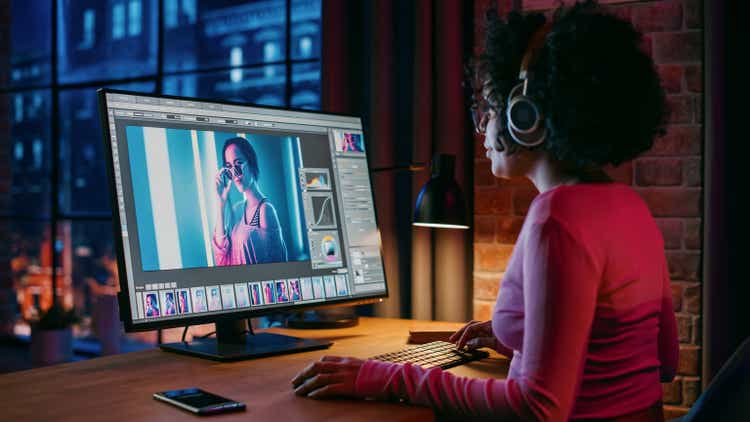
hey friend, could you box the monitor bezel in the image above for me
[97,88,389,332]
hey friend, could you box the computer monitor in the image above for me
[98,89,387,361]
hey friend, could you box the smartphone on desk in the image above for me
[154,388,246,415]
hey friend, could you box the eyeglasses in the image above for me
[464,66,502,135]
[470,95,501,135]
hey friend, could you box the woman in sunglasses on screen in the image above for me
[213,137,288,266]
[291,2,678,421]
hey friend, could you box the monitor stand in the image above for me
[159,319,332,362]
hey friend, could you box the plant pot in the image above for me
[31,327,73,366]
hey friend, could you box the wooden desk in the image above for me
[0,317,510,421]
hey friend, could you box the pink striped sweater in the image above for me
[354,183,679,421]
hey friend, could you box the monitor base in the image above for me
[160,319,332,362]
[286,309,359,329]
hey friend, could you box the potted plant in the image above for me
[30,303,79,366]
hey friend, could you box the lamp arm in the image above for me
[368,162,428,173]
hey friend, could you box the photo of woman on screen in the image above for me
[212,137,289,266]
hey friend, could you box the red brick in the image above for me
[646,126,701,156]
[678,344,700,376]
[475,243,515,272]
[637,188,701,217]
[512,187,538,216]
[683,157,701,187]
[474,216,495,243]
[682,376,701,406]
[666,95,694,124]
[635,158,683,186]
[685,65,702,93]
[603,161,633,185]
[684,0,702,29]
[475,188,512,215]
[694,96,703,123]
[692,315,702,345]
[495,215,525,244]
[473,299,493,321]
[663,405,690,419]
[671,282,683,312]
[631,0,682,33]
[657,64,684,94]
[655,218,683,250]
[683,282,701,314]
[475,159,496,187]
[653,31,702,64]
[676,313,692,343]
[662,377,682,404]
[666,252,701,281]
[684,218,701,250]
[641,33,653,58]
[474,274,501,301]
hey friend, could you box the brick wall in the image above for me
[472,0,703,417]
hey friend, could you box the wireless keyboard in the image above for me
[370,341,489,370]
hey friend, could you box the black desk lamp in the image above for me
[286,153,469,328]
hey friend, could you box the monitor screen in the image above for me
[99,90,387,330]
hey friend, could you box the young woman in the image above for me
[291,2,678,421]
[212,137,288,265]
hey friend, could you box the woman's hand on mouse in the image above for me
[449,320,496,350]
[291,355,364,399]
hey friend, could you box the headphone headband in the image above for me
[519,22,553,80]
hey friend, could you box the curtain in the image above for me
[322,0,473,321]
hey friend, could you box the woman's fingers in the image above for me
[291,361,338,387]
[456,321,491,350]
[294,373,339,397]
[465,337,497,350]
[448,320,479,343]
[307,383,346,399]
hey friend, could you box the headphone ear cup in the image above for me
[506,83,547,148]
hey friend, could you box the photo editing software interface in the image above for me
[102,92,386,325]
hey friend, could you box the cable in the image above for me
[181,326,188,343]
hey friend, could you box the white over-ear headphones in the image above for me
[506,23,552,148]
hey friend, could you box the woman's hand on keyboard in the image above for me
[291,355,364,399]
[449,320,497,351]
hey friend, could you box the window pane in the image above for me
[2,0,53,88]
[291,62,320,110]
[163,0,287,73]
[56,219,121,340]
[57,0,158,84]
[0,91,52,218]
[162,65,286,106]
[291,0,321,60]
[59,82,155,216]
[1,220,52,334]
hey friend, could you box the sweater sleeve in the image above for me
[354,218,601,421]
[657,259,679,382]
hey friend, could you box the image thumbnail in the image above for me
[191,287,208,313]
[323,276,336,298]
[161,291,177,316]
[276,280,290,303]
[144,292,160,317]
[311,277,324,299]
[308,231,343,269]
[335,275,349,296]
[235,283,250,308]
[300,168,331,191]
[333,130,365,153]
[176,289,191,314]
[221,284,236,309]
[300,278,314,301]
[207,286,222,311]
[250,283,263,306]
[288,279,302,301]
[262,281,276,304]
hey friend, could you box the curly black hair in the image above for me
[477,0,668,169]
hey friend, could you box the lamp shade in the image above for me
[412,154,469,229]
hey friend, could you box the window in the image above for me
[0,0,322,340]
